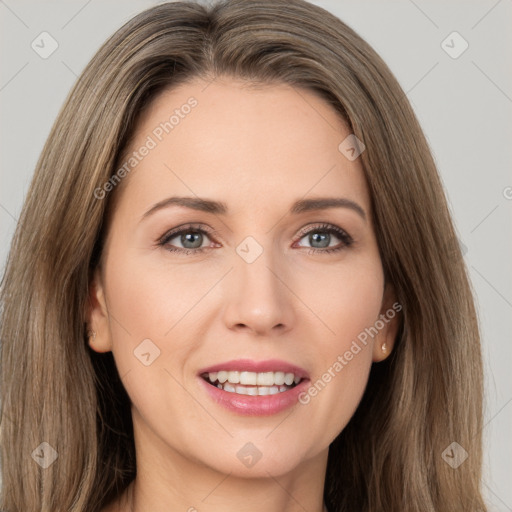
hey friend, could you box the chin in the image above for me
[189,435,317,479]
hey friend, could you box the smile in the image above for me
[198,359,310,415]
[202,371,302,395]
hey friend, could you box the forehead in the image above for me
[115,77,370,217]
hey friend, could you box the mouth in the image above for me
[201,370,303,396]
[197,359,310,416]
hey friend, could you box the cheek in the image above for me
[102,251,201,430]
[100,249,198,396]
[294,249,384,347]
[104,246,215,341]
[295,257,383,439]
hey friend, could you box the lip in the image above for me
[198,359,310,416]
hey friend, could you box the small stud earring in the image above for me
[381,342,387,353]
[87,329,96,340]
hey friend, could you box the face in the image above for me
[88,76,399,480]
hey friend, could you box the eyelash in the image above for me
[157,222,354,256]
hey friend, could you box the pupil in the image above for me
[310,232,330,248]
[181,232,202,249]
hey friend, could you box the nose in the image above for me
[222,246,296,337]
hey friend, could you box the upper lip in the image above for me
[199,359,309,379]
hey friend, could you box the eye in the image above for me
[157,222,353,256]
[294,223,353,254]
[157,223,218,254]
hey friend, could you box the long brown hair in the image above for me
[0,1,486,510]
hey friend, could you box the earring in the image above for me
[87,329,96,340]
[381,342,387,353]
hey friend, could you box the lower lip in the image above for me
[199,377,310,416]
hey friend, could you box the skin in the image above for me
[88,76,399,512]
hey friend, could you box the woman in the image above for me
[0,0,487,510]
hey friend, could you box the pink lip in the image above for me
[198,359,310,416]
[199,377,310,416]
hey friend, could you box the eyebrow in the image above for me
[141,196,366,222]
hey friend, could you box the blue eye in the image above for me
[158,224,214,254]
[169,230,206,249]
[158,222,353,255]
[294,223,353,254]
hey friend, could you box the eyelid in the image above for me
[157,222,219,246]
[296,222,351,240]
[294,222,354,249]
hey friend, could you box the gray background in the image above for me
[1,0,511,509]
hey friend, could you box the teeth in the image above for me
[240,371,257,385]
[235,385,247,395]
[206,370,301,387]
[274,371,285,385]
[228,371,240,384]
[219,382,290,395]
[223,382,236,393]
[258,386,270,396]
[256,372,273,386]
[205,370,304,395]
[233,385,270,396]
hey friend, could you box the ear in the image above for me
[372,282,401,363]
[85,267,113,353]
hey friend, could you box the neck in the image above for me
[114,432,328,512]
